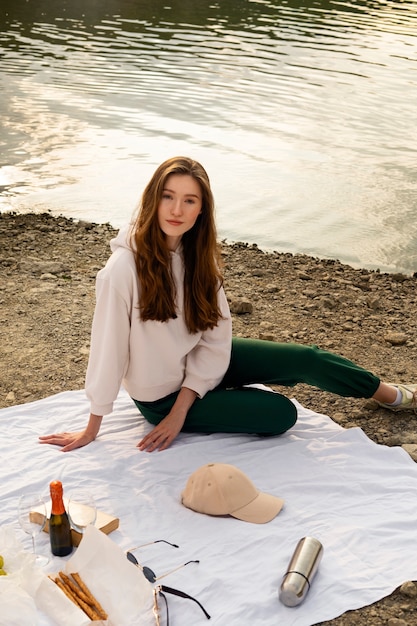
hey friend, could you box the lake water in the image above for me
[1,0,417,274]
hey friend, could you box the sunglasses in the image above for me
[126,539,199,582]
[153,584,211,626]
[126,540,211,625]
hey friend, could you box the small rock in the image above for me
[401,444,417,463]
[319,297,337,310]
[363,398,379,411]
[333,412,348,424]
[400,581,417,598]
[259,321,274,330]
[229,299,253,314]
[264,284,280,293]
[259,333,275,341]
[367,295,381,310]
[40,273,58,281]
[297,271,312,281]
[6,391,16,402]
[400,433,417,445]
[391,273,408,282]
[383,332,407,346]
[24,260,68,275]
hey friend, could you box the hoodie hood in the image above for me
[110,224,183,257]
[110,224,135,253]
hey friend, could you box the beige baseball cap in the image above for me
[181,463,284,524]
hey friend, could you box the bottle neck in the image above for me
[50,486,66,515]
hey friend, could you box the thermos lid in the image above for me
[279,571,310,606]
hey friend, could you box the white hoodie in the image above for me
[85,227,233,416]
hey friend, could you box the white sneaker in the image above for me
[378,384,417,412]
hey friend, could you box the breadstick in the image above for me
[73,595,102,621]
[58,571,91,605]
[70,572,108,619]
[51,573,106,621]
[59,573,104,621]
[54,576,84,610]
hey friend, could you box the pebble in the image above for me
[401,444,417,462]
[229,299,253,314]
[383,332,408,346]
[400,581,417,598]
[40,273,58,280]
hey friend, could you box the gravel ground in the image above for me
[1,211,417,625]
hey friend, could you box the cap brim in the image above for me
[231,491,284,524]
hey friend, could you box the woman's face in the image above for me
[157,174,203,251]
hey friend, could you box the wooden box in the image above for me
[31,502,119,547]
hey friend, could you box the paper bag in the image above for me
[65,524,154,626]
[0,525,94,626]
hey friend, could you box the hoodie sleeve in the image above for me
[182,285,232,398]
[85,266,133,416]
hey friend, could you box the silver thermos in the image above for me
[279,537,323,607]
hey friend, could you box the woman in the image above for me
[40,157,416,453]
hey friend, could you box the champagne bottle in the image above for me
[49,480,73,557]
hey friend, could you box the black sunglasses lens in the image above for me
[142,566,156,583]
[126,551,138,565]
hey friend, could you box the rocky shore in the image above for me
[1,211,417,625]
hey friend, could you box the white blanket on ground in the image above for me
[1,387,417,626]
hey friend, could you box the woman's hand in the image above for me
[137,412,186,452]
[138,387,197,452]
[39,414,103,452]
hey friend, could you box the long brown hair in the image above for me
[131,156,224,333]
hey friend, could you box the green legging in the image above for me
[133,338,380,436]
